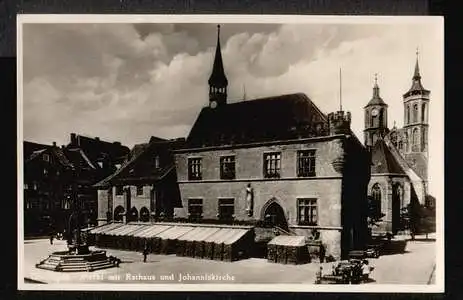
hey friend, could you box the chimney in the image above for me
[95,137,100,141]
[70,133,77,145]
[52,141,56,147]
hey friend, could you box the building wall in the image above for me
[368,175,409,234]
[97,189,109,225]
[174,137,348,258]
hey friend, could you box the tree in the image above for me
[400,199,435,240]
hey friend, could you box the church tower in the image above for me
[364,74,389,148]
[208,25,228,109]
[402,50,430,180]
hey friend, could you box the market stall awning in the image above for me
[268,235,307,247]
[177,226,221,242]
[89,222,124,234]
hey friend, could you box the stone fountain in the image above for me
[36,174,119,272]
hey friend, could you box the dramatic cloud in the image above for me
[21,19,444,196]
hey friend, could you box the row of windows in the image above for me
[187,198,318,225]
[187,150,316,181]
[115,186,145,196]
[406,103,427,124]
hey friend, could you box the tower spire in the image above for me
[373,73,380,98]
[404,47,428,96]
[208,24,228,107]
[413,47,421,80]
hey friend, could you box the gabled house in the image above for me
[23,135,130,236]
[94,136,185,225]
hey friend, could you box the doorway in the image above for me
[263,201,288,230]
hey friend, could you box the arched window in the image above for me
[365,111,370,127]
[139,207,150,222]
[371,184,382,217]
[423,128,428,150]
[421,103,426,123]
[114,205,125,222]
[379,108,384,127]
[412,128,419,152]
[129,207,138,222]
[413,104,418,123]
[406,105,411,124]
[398,140,403,150]
[404,132,409,152]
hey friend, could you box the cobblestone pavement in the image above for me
[21,238,436,286]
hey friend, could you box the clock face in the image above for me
[210,100,218,108]
[371,108,378,116]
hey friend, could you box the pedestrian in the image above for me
[49,232,54,245]
[142,242,149,263]
[315,266,323,284]
[361,260,371,282]
[319,244,325,263]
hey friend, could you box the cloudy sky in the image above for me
[20,17,444,196]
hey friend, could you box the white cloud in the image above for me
[21,21,444,196]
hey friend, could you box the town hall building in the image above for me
[172,25,371,259]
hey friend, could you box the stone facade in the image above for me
[174,134,369,259]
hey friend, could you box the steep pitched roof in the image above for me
[23,141,52,159]
[365,81,388,107]
[93,139,184,188]
[403,57,430,97]
[370,138,406,174]
[186,93,329,148]
[66,134,130,163]
[208,25,228,88]
[65,148,97,170]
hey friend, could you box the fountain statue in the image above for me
[36,168,119,272]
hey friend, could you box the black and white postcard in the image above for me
[17,15,444,292]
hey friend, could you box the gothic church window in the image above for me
[413,104,418,123]
[371,184,382,216]
[407,105,411,124]
[422,103,426,123]
[412,128,419,152]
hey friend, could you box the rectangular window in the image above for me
[218,198,234,221]
[136,185,144,196]
[115,186,124,196]
[24,183,28,190]
[43,154,50,162]
[297,198,318,225]
[220,156,236,180]
[188,158,202,180]
[154,155,160,169]
[263,152,281,178]
[297,150,316,177]
[188,198,203,221]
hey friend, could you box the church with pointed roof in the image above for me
[363,52,430,235]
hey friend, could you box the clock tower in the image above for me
[208,24,228,108]
[364,74,389,148]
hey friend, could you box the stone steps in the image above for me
[36,252,117,272]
